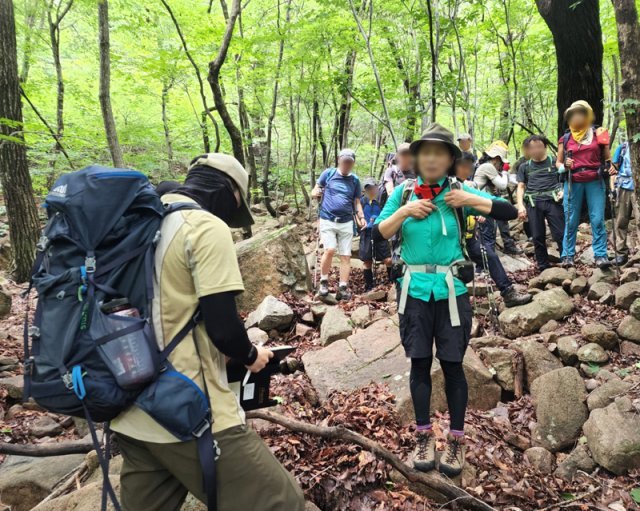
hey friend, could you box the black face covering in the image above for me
[174,165,238,225]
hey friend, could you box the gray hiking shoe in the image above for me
[335,285,352,301]
[412,431,436,472]
[438,434,465,477]
[502,287,532,308]
[318,279,329,297]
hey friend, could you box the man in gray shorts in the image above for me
[312,149,366,300]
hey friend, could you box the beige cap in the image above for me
[396,142,412,154]
[188,153,254,228]
[484,143,509,163]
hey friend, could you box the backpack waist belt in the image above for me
[524,188,562,207]
[398,260,465,327]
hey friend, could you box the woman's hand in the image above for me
[565,157,574,169]
[444,189,475,209]
[517,205,527,221]
[246,345,274,373]
[401,199,437,220]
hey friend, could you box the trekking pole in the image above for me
[370,224,377,287]
[313,213,321,289]
[608,167,621,282]
[565,150,573,263]
[476,221,500,331]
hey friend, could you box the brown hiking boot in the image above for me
[412,431,436,472]
[438,434,465,476]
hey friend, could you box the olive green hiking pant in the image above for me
[116,425,305,511]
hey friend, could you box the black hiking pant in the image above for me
[479,217,518,252]
[526,198,564,270]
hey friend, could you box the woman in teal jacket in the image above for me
[373,124,517,476]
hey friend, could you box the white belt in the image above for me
[398,260,466,327]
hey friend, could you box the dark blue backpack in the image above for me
[24,166,218,511]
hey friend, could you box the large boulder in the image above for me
[587,282,613,301]
[302,319,500,424]
[583,397,640,475]
[630,298,640,321]
[617,316,640,343]
[319,307,352,346]
[477,347,516,392]
[587,379,633,411]
[244,295,294,331]
[235,225,311,312]
[529,268,576,289]
[512,339,563,388]
[0,454,86,511]
[615,282,640,310]
[588,267,617,286]
[498,288,574,339]
[577,343,609,364]
[530,367,588,452]
[580,323,618,350]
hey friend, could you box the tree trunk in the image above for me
[336,50,356,149]
[161,79,174,172]
[611,0,640,210]
[536,0,604,137]
[207,0,244,165]
[0,0,41,282]
[98,0,124,167]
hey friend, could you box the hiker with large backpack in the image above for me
[455,155,532,308]
[373,124,518,477]
[556,100,616,269]
[516,135,565,272]
[610,141,635,266]
[311,148,366,301]
[24,156,305,511]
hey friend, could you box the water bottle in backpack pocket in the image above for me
[93,299,159,390]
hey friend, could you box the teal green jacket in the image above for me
[375,177,501,302]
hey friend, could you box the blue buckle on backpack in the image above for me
[71,365,86,400]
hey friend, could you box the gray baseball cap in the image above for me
[363,177,377,189]
[457,133,472,141]
[338,148,356,161]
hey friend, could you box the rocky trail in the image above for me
[1,211,640,510]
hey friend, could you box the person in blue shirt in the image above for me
[312,149,366,300]
[373,123,517,477]
[610,141,635,265]
[359,178,392,290]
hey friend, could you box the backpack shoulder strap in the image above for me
[400,179,416,207]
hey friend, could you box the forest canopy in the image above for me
[10,0,627,195]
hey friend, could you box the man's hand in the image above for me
[357,216,367,229]
[401,199,437,220]
[312,187,323,200]
[246,345,274,373]
[444,189,474,209]
[476,216,486,224]
[608,165,618,176]
[517,205,527,221]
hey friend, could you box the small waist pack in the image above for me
[451,260,475,284]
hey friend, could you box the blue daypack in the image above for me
[24,166,218,511]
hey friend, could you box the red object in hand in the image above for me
[503,162,511,171]
[413,182,445,200]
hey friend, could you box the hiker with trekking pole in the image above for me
[610,140,636,267]
[373,124,518,477]
[456,154,532,309]
[311,148,366,301]
[359,177,392,291]
[556,100,616,269]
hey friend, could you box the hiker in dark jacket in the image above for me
[610,141,635,265]
[112,154,305,511]
[360,177,392,290]
[374,124,517,477]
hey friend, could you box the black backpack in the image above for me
[24,166,217,511]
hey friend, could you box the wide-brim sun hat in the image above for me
[564,100,594,121]
[188,153,254,228]
[484,142,510,164]
[409,123,462,160]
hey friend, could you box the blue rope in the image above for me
[72,365,86,400]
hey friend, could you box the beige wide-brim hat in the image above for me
[564,100,594,121]
[484,143,510,164]
[188,153,254,228]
